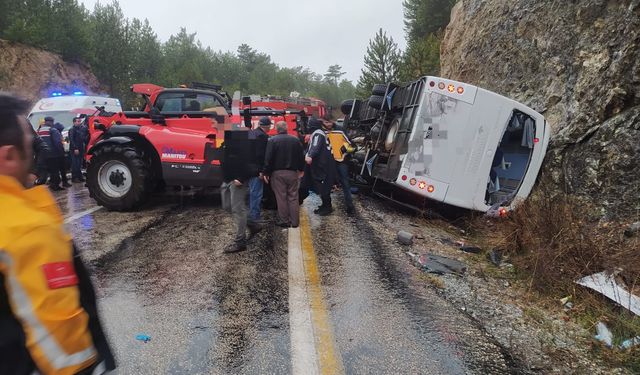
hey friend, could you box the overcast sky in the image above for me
[79,0,407,83]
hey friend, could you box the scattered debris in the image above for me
[576,271,640,316]
[620,336,640,350]
[460,245,482,254]
[135,334,151,343]
[559,296,574,310]
[623,221,640,237]
[407,252,467,275]
[487,248,503,266]
[594,322,613,347]
[409,222,420,227]
[415,234,425,240]
[397,230,414,245]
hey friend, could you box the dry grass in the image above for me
[466,192,640,370]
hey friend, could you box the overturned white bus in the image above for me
[341,76,551,214]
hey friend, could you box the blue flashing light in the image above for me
[72,91,84,96]
[51,92,63,97]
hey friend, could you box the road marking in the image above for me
[63,206,102,223]
[288,211,344,375]
[288,226,319,374]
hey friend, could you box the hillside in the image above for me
[0,39,103,103]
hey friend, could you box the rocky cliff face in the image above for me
[0,39,103,103]
[441,0,640,218]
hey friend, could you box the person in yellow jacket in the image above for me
[0,93,115,375]
[323,118,356,216]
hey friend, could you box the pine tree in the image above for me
[400,33,440,81]
[356,28,400,97]
[324,64,345,85]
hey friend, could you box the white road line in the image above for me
[288,227,320,375]
[63,206,102,223]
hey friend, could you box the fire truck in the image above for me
[85,83,308,211]
[241,93,327,119]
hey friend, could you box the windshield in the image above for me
[28,111,77,132]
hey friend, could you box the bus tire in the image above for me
[340,99,355,115]
[371,83,388,96]
[368,95,385,110]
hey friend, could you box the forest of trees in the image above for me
[0,0,456,109]
[357,0,456,96]
[0,0,356,109]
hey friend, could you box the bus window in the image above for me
[486,110,536,205]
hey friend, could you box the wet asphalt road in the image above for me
[55,184,519,374]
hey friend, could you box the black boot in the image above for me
[224,241,247,253]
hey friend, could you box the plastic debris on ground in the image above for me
[576,271,640,316]
[624,221,640,237]
[136,334,151,343]
[407,252,467,275]
[620,336,640,350]
[487,248,503,266]
[460,246,482,254]
[397,230,414,245]
[594,322,613,347]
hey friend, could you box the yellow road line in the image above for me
[299,211,344,375]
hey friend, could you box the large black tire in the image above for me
[87,144,151,211]
[368,95,386,110]
[371,83,388,96]
[340,99,355,115]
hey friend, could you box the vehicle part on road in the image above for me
[397,230,414,245]
[87,145,150,211]
[407,252,467,275]
[135,334,152,343]
[368,95,385,110]
[576,271,640,316]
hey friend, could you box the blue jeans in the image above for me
[71,152,84,180]
[248,176,264,223]
[336,162,353,209]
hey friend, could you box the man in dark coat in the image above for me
[305,117,335,215]
[246,116,271,231]
[221,129,253,253]
[263,121,305,227]
[68,116,87,182]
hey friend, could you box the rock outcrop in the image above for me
[0,39,103,104]
[441,0,640,218]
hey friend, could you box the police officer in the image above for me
[0,92,115,374]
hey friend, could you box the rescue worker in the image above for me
[221,128,253,253]
[324,118,356,215]
[305,117,335,216]
[263,121,305,228]
[246,116,271,232]
[0,92,115,374]
[38,116,66,191]
[68,116,86,183]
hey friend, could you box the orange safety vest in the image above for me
[0,176,97,374]
[327,130,354,162]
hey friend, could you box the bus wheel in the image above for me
[371,83,388,96]
[384,116,401,151]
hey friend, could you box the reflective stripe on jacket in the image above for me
[0,176,97,374]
